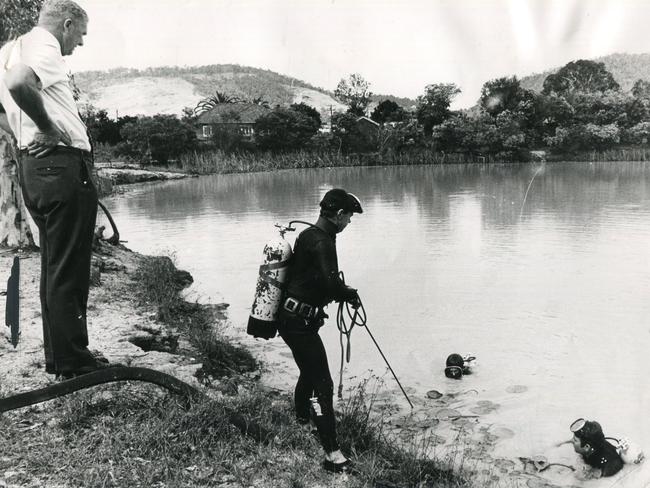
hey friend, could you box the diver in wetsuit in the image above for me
[277,188,362,473]
[571,419,624,478]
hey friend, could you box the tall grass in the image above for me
[178,148,512,175]
[179,146,650,176]
[132,254,257,379]
[550,146,650,162]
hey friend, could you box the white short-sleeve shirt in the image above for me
[0,27,90,151]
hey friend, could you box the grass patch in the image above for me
[0,385,314,488]
[0,380,489,488]
[131,254,257,379]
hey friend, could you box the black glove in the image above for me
[346,288,361,309]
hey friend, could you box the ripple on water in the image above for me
[491,426,515,439]
[470,400,500,415]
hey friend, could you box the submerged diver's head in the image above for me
[571,418,606,454]
[445,353,465,379]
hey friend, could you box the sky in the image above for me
[67,0,650,108]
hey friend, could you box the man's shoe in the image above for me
[55,359,121,381]
[322,459,355,474]
[90,350,110,364]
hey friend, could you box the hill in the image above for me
[74,64,347,120]
[519,52,650,93]
[74,64,416,120]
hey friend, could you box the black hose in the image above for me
[0,367,201,412]
[0,366,274,443]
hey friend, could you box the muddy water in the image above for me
[102,162,650,487]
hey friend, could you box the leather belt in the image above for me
[19,146,91,158]
[282,297,320,319]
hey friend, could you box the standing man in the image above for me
[0,0,111,379]
[278,188,362,473]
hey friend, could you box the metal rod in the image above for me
[363,324,414,409]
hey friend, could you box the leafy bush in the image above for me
[118,115,198,164]
[255,107,320,151]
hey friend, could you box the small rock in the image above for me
[128,332,179,353]
[103,259,127,272]
[135,322,162,335]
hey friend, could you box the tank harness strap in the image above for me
[259,260,290,272]
[258,274,285,290]
[258,258,291,289]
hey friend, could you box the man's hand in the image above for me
[5,63,72,157]
[345,288,361,310]
[27,126,71,158]
[349,296,362,310]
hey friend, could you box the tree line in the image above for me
[333,60,650,159]
[84,58,650,165]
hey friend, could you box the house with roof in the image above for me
[195,103,271,141]
[355,116,380,138]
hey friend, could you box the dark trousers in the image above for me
[19,147,98,374]
[279,315,339,453]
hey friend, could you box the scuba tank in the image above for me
[247,224,293,339]
[616,437,645,464]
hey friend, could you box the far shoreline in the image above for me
[96,145,650,191]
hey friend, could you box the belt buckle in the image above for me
[284,297,299,313]
[299,303,313,318]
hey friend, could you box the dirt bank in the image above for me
[0,242,203,398]
[97,166,190,186]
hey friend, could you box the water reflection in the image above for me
[119,162,650,229]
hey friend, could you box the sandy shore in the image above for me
[0,242,202,398]
[97,166,190,186]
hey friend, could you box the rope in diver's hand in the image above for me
[336,292,367,400]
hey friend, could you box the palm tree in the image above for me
[194,91,241,115]
[250,96,270,108]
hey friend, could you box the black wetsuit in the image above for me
[278,217,357,453]
[583,441,624,477]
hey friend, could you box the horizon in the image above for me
[68,0,650,109]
